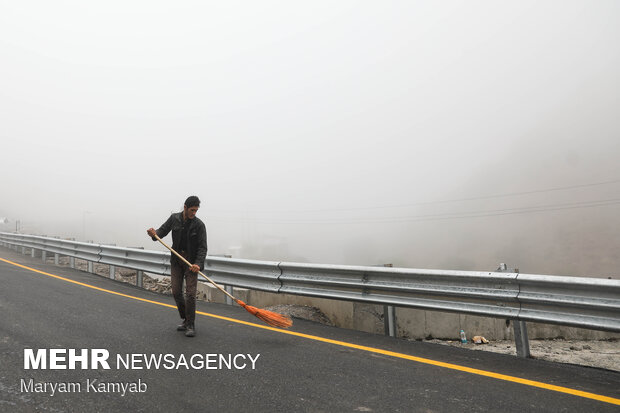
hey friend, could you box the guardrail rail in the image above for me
[1,231,618,358]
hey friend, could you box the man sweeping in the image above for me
[147,195,207,337]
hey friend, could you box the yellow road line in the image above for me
[1,256,619,406]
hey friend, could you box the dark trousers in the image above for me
[171,259,198,325]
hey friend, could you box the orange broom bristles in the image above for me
[235,300,293,329]
[152,233,293,329]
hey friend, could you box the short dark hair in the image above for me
[184,195,200,208]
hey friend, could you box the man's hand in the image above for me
[147,228,157,238]
[189,264,200,273]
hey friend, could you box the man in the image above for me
[147,196,207,337]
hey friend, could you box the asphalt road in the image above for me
[1,248,618,412]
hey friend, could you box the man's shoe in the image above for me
[185,325,196,337]
[177,320,187,331]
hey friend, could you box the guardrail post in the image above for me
[513,320,531,358]
[384,305,396,337]
[374,264,397,337]
[69,238,76,268]
[21,246,26,254]
[496,263,529,357]
[54,253,59,265]
[87,240,94,273]
[225,285,233,305]
[31,248,36,258]
[109,265,115,280]
[42,251,47,262]
[137,270,143,288]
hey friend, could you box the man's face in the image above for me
[184,205,199,219]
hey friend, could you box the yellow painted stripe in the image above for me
[1,256,619,406]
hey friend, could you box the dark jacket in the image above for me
[152,212,208,271]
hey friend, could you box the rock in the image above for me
[264,304,333,326]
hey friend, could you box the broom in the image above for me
[153,234,293,329]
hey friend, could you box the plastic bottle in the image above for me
[460,329,467,344]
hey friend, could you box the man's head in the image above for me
[184,195,200,219]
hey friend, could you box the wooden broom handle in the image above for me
[152,233,236,302]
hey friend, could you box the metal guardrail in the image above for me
[1,231,619,358]
[99,244,170,275]
[516,274,619,331]
[278,262,522,318]
[207,257,282,293]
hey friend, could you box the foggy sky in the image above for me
[1,1,619,278]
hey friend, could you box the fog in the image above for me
[1,1,619,278]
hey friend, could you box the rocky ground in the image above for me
[265,302,619,371]
[54,257,619,372]
[422,338,619,371]
[53,256,173,295]
[264,304,335,326]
